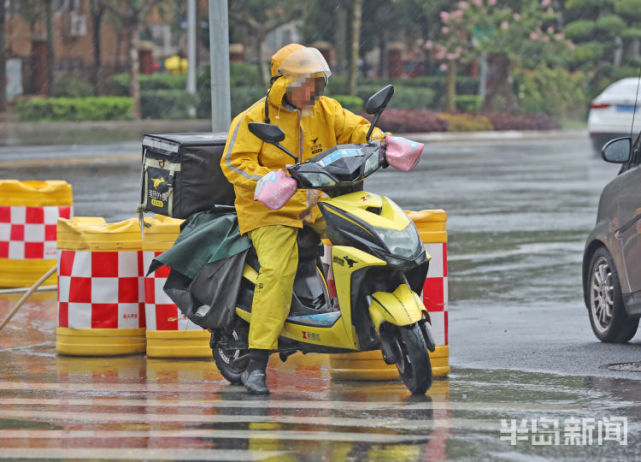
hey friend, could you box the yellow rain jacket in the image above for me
[220,64,384,235]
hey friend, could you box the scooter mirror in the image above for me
[365,84,394,115]
[248,122,297,161]
[249,122,286,144]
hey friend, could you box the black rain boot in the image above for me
[241,349,270,395]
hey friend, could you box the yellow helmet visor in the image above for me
[277,47,332,83]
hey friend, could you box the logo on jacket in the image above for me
[311,137,323,155]
[152,177,165,189]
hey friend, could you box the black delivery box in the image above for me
[140,132,235,219]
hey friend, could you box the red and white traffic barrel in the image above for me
[56,217,146,356]
[0,180,73,287]
[142,216,210,358]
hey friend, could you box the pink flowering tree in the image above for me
[432,0,574,113]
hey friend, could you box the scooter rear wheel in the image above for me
[395,323,432,394]
[211,327,249,385]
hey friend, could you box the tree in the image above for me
[229,0,306,87]
[16,0,55,96]
[432,0,572,113]
[44,0,53,97]
[99,0,166,119]
[563,0,641,94]
[0,0,6,112]
[90,0,107,95]
[348,0,362,95]
[393,0,452,77]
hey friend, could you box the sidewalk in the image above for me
[0,119,213,147]
[406,128,588,143]
[0,118,588,147]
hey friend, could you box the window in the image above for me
[55,0,81,12]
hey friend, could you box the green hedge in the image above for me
[141,90,199,120]
[16,97,133,121]
[356,85,434,110]
[326,75,478,106]
[54,76,95,98]
[106,73,187,96]
[196,65,267,118]
[229,62,262,87]
[332,95,364,113]
[196,85,267,119]
[455,95,483,113]
[109,63,262,97]
[513,65,589,120]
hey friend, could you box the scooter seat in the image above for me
[287,310,341,327]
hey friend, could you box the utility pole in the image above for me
[187,0,197,117]
[348,0,362,96]
[0,0,6,112]
[208,0,231,132]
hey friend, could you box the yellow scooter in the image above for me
[210,86,435,394]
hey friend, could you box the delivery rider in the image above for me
[220,43,384,394]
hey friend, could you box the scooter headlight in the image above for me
[363,152,381,177]
[298,171,336,187]
[373,222,422,260]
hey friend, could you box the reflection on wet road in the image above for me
[0,291,638,460]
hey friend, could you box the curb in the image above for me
[0,118,588,146]
[0,119,212,147]
[404,129,588,143]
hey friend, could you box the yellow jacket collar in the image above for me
[268,76,290,109]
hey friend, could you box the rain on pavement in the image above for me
[1,132,640,460]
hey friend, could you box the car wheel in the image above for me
[587,247,639,343]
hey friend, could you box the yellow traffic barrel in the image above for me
[0,180,73,287]
[142,215,211,358]
[55,217,146,356]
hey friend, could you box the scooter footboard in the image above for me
[368,283,426,330]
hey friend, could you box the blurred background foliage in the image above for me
[8,0,641,130]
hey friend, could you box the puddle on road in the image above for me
[604,362,641,372]
[0,294,638,460]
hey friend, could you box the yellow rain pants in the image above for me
[247,219,326,350]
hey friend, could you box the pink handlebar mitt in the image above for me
[254,169,298,210]
[384,135,424,172]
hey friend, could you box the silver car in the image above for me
[588,78,641,152]
[583,136,641,342]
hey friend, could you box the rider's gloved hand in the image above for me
[383,135,424,172]
[254,169,298,210]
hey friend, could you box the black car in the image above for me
[583,136,641,342]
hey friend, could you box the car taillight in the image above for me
[590,103,610,109]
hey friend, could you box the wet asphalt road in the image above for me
[2,131,641,460]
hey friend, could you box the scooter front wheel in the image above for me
[395,323,432,394]
[211,327,249,385]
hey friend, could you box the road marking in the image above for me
[0,448,287,461]
[0,381,225,393]
[0,428,429,444]
[0,408,443,430]
[0,396,587,412]
[0,153,138,169]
